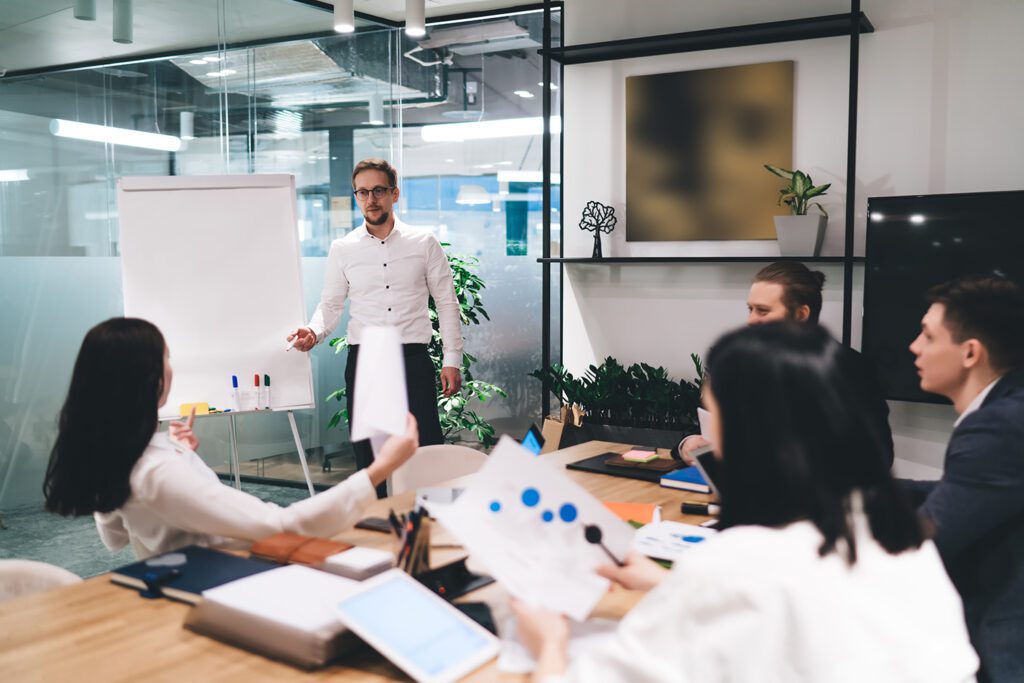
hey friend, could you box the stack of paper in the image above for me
[185,565,361,668]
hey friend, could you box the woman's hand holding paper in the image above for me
[597,551,668,592]
[366,414,419,487]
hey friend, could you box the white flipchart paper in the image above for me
[433,436,635,621]
[349,327,408,453]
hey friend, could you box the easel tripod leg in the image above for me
[288,410,315,497]
[228,414,241,490]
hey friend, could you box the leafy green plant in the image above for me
[532,354,706,431]
[327,243,507,448]
[764,164,831,218]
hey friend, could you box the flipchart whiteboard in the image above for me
[118,174,313,420]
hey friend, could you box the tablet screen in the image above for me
[335,573,494,679]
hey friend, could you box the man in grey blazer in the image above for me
[905,275,1024,682]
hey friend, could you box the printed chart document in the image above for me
[349,326,408,453]
[434,436,634,621]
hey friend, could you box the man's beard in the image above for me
[364,209,391,226]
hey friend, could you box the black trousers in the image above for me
[345,343,444,498]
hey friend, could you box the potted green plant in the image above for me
[531,354,705,449]
[764,164,831,256]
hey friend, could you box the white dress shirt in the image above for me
[565,508,978,682]
[94,432,376,560]
[308,219,464,368]
[953,376,1002,428]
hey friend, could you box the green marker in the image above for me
[263,374,271,410]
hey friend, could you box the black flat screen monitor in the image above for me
[862,190,1024,403]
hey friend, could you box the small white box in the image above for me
[321,547,393,581]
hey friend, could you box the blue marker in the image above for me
[231,375,240,412]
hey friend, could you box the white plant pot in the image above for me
[773,214,826,257]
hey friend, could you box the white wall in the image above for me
[562,0,1024,477]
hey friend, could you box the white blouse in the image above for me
[94,433,376,559]
[567,515,978,682]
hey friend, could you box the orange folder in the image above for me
[603,501,660,525]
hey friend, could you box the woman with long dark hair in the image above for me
[44,317,418,559]
[513,323,977,681]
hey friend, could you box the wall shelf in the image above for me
[539,256,865,264]
[537,2,870,417]
[541,12,874,65]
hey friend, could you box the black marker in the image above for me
[681,502,721,516]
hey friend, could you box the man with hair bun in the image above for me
[681,261,893,465]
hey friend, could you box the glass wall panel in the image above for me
[0,6,562,573]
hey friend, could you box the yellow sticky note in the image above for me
[179,402,210,417]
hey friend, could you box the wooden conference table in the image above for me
[0,441,714,682]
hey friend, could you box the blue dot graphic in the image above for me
[521,488,541,507]
[541,510,554,523]
[559,503,578,523]
[489,501,501,512]
[682,536,705,543]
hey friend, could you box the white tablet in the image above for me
[334,569,499,683]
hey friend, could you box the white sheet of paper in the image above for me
[697,407,714,446]
[433,436,635,621]
[631,520,718,562]
[349,327,408,452]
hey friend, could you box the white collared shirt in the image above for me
[954,376,1002,428]
[308,218,464,368]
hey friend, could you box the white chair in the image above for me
[390,444,487,495]
[0,560,81,603]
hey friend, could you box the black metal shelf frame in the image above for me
[538,1,867,417]
[542,12,873,65]
[538,256,865,264]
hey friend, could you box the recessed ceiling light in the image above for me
[537,82,559,90]
[204,55,222,62]
[513,90,535,99]
[219,69,237,76]
[206,71,222,77]
[189,59,207,65]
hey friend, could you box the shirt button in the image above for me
[388,307,392,312]
[386,285,390,289]
[383,263,387,267]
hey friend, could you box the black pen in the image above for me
[387,509,403,537]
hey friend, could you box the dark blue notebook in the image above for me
[110,545,278,604]
[659,466,710,493]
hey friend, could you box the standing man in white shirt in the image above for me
[287,158,463,496]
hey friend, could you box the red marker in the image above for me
[254,374,260,410]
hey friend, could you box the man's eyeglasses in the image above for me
[352,186,395,201]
